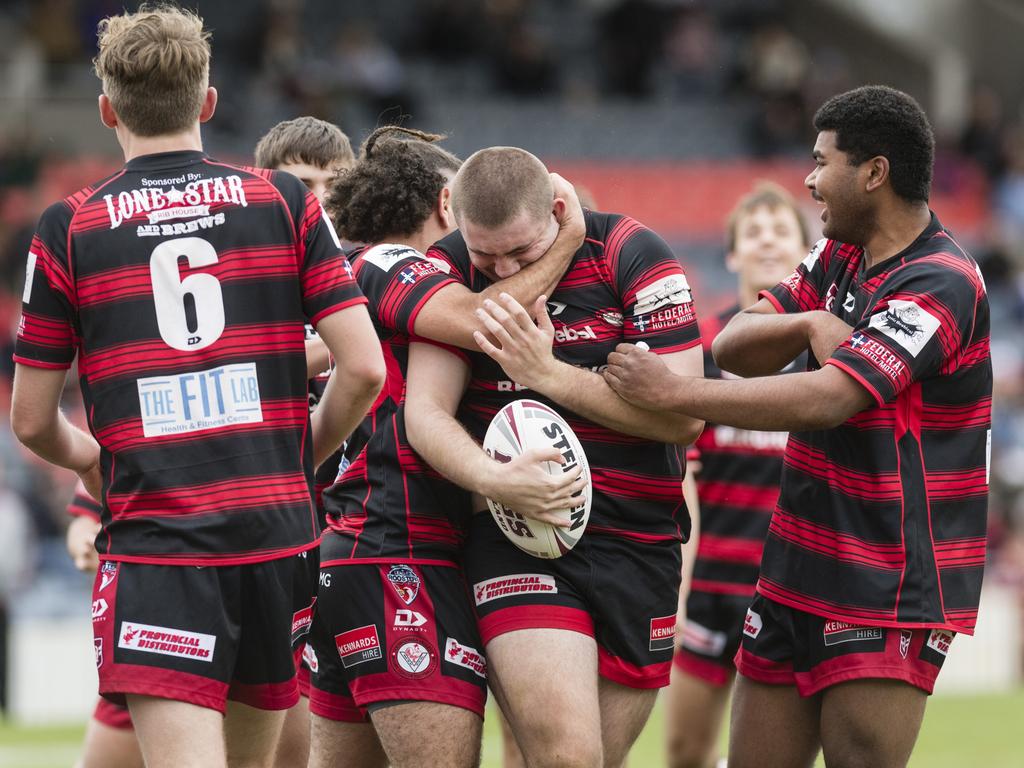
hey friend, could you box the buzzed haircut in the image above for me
[451,147,552,228]
[726,181,811,251]
[93,3,211,137]
[813,85,935,203]
[254,116,355,171]
[325,126,461,244]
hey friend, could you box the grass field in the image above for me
[2,690,1022,767]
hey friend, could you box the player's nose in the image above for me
[494,257,522,279]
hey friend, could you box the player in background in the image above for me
[665,182,810,768]
[405,147,704,768]
[606,86,991,768]
[66,482,143,768]
[253,114,356,768]
[308,129,586,768]
[10,7,384,768]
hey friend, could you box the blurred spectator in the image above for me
[959,83,1007,182]
[598,0,680,98]
[663,7,722,96]
[491,17,560,97]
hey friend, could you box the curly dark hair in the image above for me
[813,85,934,203]
[325,126,462,244]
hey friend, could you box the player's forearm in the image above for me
[404,401,499,496]
[664,369,862,431]
[310,367,381,468]
[712,312,810,377]
[680,467,700,603]
[541,362,703,445]
[305,336,331,378]
[12,407,99,474]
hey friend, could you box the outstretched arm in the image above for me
[473,293,704,445]
[404,342,585,525]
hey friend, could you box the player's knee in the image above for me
[530,741,602,768]
[667,730,716,768]
[822,729,901,768]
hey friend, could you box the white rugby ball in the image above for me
[482,399,592,559]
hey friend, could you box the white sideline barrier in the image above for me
[5,584,1021,722]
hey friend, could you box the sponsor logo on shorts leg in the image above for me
[387,564,421,605]
[743,609,762,639]
[94,638,103,668]
[335,625,382,668]
[680,619,728,657]
[473,574,558,605]
[394,609,428,628]
[92,598,109,622]
[444,638,487,678]
[649,615,676,652]
[98,561,118,592]
[392,638,435,678]
[118,622,216,662]
[926,630,954,656]
[302,643,319,674]
[899,630,913,659]
[291,599,315,642]
[822,620,884,647]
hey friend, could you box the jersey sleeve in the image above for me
[13,203,78,369]
[615,220,701,353]
[761,238,832,314]
[354,245,460,335]
[826,258,983,406]
[296,190,366,325]
[66,482,102,521]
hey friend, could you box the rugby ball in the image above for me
[482,399,592,559]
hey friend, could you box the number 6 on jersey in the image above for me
[150,236,225,351]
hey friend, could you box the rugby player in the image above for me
[665,182,810,768]
[606,85,991,768]
[404,146,705,768]
[308,129,587,768]
[10,7,385,768]
[253,114,356,768]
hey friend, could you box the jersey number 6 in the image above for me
[150,237,225,352]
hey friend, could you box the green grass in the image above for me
[2,690,1022,767]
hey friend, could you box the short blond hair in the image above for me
[254,117,355,171]
[451,147,552,228]
[725,181,810,251]
[93,4,211,137]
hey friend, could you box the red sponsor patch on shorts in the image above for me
[926,630,954,656]
[335,624,382,669]
[291,599,315,641]
[649,615,676,652]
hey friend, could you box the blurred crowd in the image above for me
[1,0,1024,677]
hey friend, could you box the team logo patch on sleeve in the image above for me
[118,622,216,662]
[335,624,382,668]
[632,275,692,316]
[822,620,883,646]
[649,615,676,652]
[473,574,557,605]
[361,244,420,271]
[387,564,421,605]
[867,299,941,358]
[444,638,487,678]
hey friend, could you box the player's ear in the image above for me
[724,249,740,274]
[438,186,453,229]
[865,155,888,193]
[551,196,566,221]
[98,94,118,129]
[198,87,218,124]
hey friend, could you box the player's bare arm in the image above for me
[403,341,585,525]
[412,173,585,350]
[474,292,704,445]
[305,335,330,378]
[11,365,102,498]
[310,305,385,468]
[606,344,873,431]
[66,514,102,573]
[678,465,700,632]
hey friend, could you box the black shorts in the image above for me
[463,513,682,689]
[290,546,320,696]
[735,593,953,696]
[674,589,753,686]
[92,556,304,713]
[308,561,487,722]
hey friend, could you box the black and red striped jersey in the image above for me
[67,480,102,522]
[15,150,365,566]
[758,213,991,633]
[320,243,473,564]
[428,210,702,542]
[690,306,800,597]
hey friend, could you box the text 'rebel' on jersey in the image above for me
[429,210,702,542]
[14,150,365,565]
[690,306,802,597]
[321,244,472,564]
[760,213,991,633]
